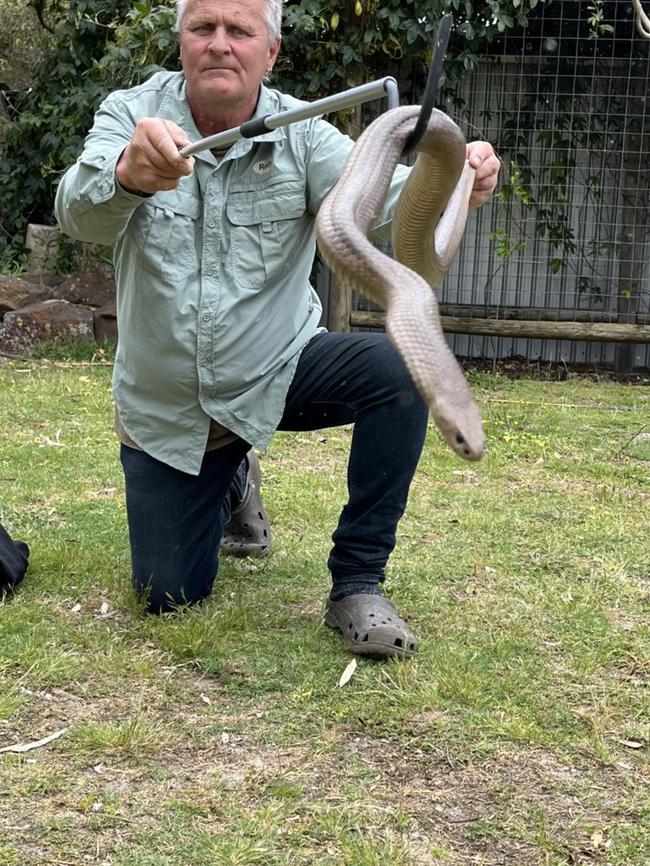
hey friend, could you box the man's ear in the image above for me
[268,37,281,68]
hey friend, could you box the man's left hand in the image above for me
[466,141,501,209]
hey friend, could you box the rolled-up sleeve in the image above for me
[54,93,147,246]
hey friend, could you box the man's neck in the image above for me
[189,91,261,138]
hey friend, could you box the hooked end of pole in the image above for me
[402,12,454,155]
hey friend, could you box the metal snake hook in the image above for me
[402,12,453,155]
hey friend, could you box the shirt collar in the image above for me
[157,77,286,165]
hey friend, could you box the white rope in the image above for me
[631,0,650,40]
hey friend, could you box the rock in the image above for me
[20,269,61,290]
[94,301,118,343]
[52,263,116,308]
[0,299,95,356]
[0,275,41,318]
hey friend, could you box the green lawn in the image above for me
[0,354,648,865]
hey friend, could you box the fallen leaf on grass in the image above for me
[338,658,357,688]
[94,601,116,620]
[590,830,612,850]
[38,429,65,448]
[616,738,645,749]
[0,728,67,754]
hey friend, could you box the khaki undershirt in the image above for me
[115,410,238,453]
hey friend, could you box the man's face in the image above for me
[180,0,280,118]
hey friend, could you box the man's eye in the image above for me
[193,24,213,34]
[230,27,250,37]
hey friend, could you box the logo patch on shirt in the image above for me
[253,159,272,175]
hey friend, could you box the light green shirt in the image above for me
[55,71,409,475]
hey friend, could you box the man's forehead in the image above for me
[185,0,264,22]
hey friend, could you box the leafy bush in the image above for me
[0,0,53,90]
[0,0,544,266]
[0,0,161,264]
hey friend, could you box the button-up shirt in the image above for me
[55,71,410,474]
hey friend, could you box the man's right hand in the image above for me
[116,118,195,195]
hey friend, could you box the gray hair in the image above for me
[175,0,284,44]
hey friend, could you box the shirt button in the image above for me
[207,219,216,228]
[202,312,212,322]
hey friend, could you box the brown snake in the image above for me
[316,105,484,461]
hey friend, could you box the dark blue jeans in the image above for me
[121,331,428,613]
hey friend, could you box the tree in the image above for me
[0,0,546,264]
[279,0,545,98]
[0,0,53,90]
[0,0,138,261]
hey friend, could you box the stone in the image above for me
[0,299,95,356]
[20,269,61,290]
[52,263,116,308]
[94,301,118,343]
[0,275,41,318]
[25,224,61,268]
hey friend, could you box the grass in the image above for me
[0,351,648,865]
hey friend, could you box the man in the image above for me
[55,0,500,658]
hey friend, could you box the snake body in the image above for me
[316,106,484,461]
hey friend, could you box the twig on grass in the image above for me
[0,727,67,754]
[615,424,648,458]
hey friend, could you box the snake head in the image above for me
[449,426,484,461]
[433,395,485,461]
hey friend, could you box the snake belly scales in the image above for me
[316,105,484,462]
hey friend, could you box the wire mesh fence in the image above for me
[318,0,650,371]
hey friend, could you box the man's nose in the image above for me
[208,26,230,53]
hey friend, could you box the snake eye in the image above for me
[455,433,465,445]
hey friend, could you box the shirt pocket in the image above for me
[135,188,201,282]
[226,188,306,288]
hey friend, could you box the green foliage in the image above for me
[0,1,179,265]
[0,0,133,262]
[0,0,52,89]
[586,0,615,38]
[0,0,545,265]
[95,2,180,91]
[278,0,544,97]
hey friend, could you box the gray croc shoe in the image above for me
[325,593,419,659]
[220,451,271,558]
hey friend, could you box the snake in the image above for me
[315,105,484,462]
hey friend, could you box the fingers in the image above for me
[466,140,501,209]
[116,118,195,195]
